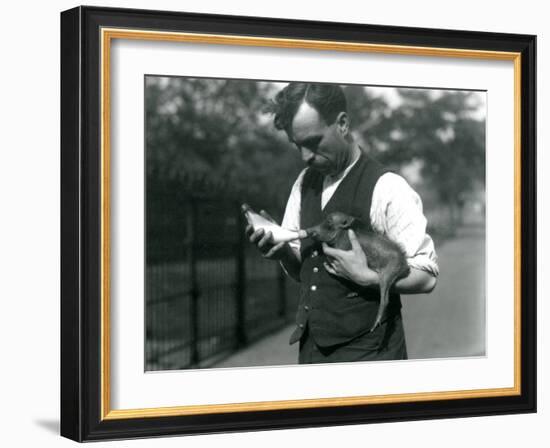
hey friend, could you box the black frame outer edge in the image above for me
[520,35,537,415]
[60,6,83,442]
[60,5,537,442]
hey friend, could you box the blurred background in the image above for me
[144,76,486,371]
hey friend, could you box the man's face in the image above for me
[288,101,352,176]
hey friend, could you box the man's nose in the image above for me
[301,147,315,164]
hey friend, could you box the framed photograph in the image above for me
[60,5,536,442]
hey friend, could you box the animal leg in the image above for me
[370,263,403,333]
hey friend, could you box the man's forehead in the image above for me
[290,101,323,139]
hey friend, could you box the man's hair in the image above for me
[265,83,347,133]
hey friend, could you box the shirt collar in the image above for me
[326,152,361,184]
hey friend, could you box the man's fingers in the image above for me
[323,262,337,276]
[259,209,276,223]
[264,242,285,258]
[348,229,363,252]
[321,242,334,255]
[258,231,273,249]
[249,228,264,243]
[322,243,343,260]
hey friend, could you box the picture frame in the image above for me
[60,5,536,442]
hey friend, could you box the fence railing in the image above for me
[145,182,298,371]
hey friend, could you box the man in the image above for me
[247,83,438,364]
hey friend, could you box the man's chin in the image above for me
[309,164,334,175]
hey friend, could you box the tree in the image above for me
[355,88,485,230]
[145,77,303,218]
[146,79,486,231]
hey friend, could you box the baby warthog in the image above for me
[305,212,410,332]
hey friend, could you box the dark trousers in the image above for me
[298,314,408,364]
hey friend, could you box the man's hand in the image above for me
[322,229,379,287]
[246,210,286,260]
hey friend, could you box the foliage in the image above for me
[146,78,486,227]
[348,86,485,201]
[145,77,302,219]
[346,85,485,229]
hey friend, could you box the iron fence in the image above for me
[145,179,298,371]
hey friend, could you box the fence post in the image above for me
[235,204,247,347]
[188,199,200,366]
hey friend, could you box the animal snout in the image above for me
[306,227,319,239]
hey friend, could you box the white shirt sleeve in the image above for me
[280,168,308,262]
[370,172,440,277]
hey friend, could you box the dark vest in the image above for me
[289,153,402,347]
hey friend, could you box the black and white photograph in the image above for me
[0,0,544,444]
[144,77,486,371]
[55,4,537,443]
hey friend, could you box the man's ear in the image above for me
[335,112,350,136]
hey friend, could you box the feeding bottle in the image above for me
[241,204,307,244]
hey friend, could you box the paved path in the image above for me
[214,324,297,368]
[403,226,486,359]
[213,226,485,368]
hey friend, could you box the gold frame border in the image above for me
[100,28,522,421]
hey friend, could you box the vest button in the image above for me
[312,250,319,257]
[299,323,304,328]
[304,305,310,311]
[313,267,319,273]
[310,285,317,291]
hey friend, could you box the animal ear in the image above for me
[343,216,356,228]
